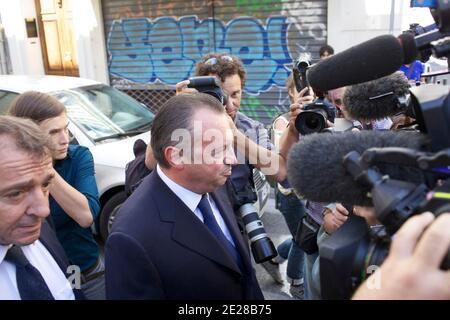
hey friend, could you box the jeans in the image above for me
[81,255,106,300]
[275,189,306,282]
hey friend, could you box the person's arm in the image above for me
[105,232,165,299]
[278,105,301,160]
[353,212,450,300]
[231,86,315,182]
[229,118,286,181]
[49,148,100,228]
[278,87,314,160]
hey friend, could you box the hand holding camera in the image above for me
[353,212,450,300]
[287,86,315,134]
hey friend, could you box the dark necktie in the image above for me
[4,245,55,300]
[198,194,244,272]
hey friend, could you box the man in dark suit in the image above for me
[106,93,264,300]
[0,116,82,300]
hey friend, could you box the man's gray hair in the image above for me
[0,115,52,159]
[151,93,225,168]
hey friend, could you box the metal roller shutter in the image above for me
[102,0,328,125]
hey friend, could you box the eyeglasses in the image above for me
[204,55,234,66]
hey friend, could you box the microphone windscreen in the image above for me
[398,32,419,64]
[343,71,410,121]
[307,35,404,92]
[287,130,428,206]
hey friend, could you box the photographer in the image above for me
[353,212,450,300]
[279,86,331,300]
[266,74,313,298]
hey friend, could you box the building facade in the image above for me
[0,0,411,124]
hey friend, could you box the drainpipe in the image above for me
[389,0,396,34]
[0,25,7,74]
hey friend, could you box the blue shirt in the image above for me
[50,145,100,272]
[400,60,425,82]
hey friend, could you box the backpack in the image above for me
[125,139,152,196]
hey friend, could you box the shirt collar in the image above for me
[0,244,13,264]
[156,165,202,213]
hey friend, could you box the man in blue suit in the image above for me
[106,93,264,300]
[0,116,82,300]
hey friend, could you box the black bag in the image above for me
[125,139,152,196]
[295,213,320,254]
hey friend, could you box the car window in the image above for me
[52,85,154,142]
[0,91,19,115]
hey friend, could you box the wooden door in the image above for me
[36,0,79,76]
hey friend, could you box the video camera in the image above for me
[292,54,336,135]
[319,0,450,299]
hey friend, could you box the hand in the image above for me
[175,80,198,95]
[287,103,302,134]
[323,203,349,234]
[353,212,450,300]
[293,86,315,106]
[353,206,379,226]
[288,87,315,134]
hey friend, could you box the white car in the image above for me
[0,75,153,240]
[0,75,270,240]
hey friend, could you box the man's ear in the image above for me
[164,146,185,169]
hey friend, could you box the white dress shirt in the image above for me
[0,241,75,300]
[156,165,237,247]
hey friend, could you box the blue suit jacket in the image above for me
[105,171,264,300]
[39,221,84,300]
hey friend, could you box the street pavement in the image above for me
[253,192,296,300]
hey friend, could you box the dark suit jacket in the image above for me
[39,220,84,300]
[105,171,264,300]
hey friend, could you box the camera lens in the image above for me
[295,109,327,135]
[239,203,277,263]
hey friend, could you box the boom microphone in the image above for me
[343,71,411,121]
[287,130,428,206]
[307,33,417,92]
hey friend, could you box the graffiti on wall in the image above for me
[107,15,292,94]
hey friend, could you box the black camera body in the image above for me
[292,54,336,135]
[293,56,311,95]
[320,146,450,299]
[295,99,336,135]
[320,84,450,299]
[187,76,228,106]
[319,1,450,299]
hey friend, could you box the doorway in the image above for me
[35,0,79,76]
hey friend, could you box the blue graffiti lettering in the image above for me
[149,17,195,83]
[107,15,292,93]
[108,18,154,83]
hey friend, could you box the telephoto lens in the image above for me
[239,203,277,263]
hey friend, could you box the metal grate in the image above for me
[113,80,175,114]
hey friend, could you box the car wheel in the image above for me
[99,191,127,242]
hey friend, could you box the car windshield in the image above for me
[52,85,154,142]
